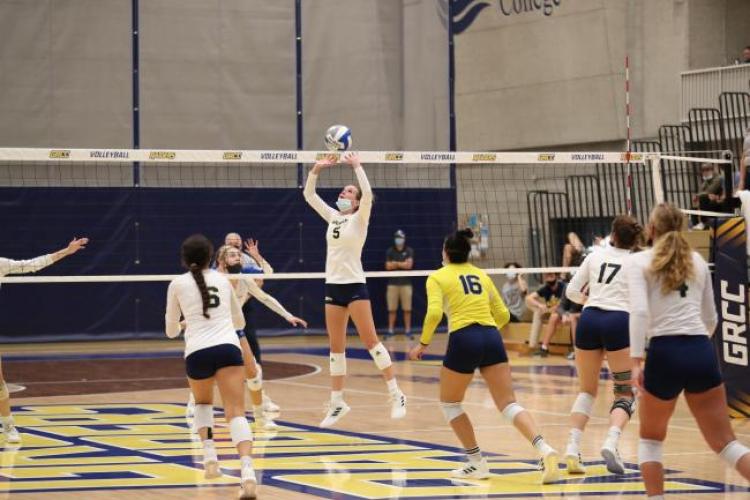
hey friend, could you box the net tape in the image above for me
[0,148,656,165]
[1,267,577,284]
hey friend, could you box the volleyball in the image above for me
[324,125,352,151]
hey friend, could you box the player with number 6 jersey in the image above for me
[164,234,258,499]
[563,215,643,476]
[409,229,560,484]
[303,151,406,428]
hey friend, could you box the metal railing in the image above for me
[681,64,750,121]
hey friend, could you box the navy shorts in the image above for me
[575,307,630,351]
[644,335,723,401]
[185,343,244,380]
[325,283,370,307]
[443,324,508,374]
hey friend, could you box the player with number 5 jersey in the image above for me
[304,152,406,428]
[563,215,643,476]
[409,229,560,484]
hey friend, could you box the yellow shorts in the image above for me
[386,285,412,312]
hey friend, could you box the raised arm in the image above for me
[165,281,183,338]
[242,276,307,327]
[566,254,591,304]
[230,286,246,331]
[0,237,88,277]
[349,154,373,222]
[303,158,337,222]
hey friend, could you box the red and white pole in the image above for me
[625,55,633,215]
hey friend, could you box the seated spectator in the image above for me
[691,163,724,230]
[525,272,565,357]
[500,262,529,322]
[742,46,750,64]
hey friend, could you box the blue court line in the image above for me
[2,346,609,380]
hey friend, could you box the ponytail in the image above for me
[189,263,211,318]
[650,232,694,294]
[648,203,693,293]
[180,234,214,318]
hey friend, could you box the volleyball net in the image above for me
[0,147,736,340]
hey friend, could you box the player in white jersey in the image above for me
[563,215,643,475]
[0,237,88,443]
[304,152,406,427]
[165,234,257,499]
[216,244,306,428]
[628,203,750,499]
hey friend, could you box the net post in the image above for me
[649,153,665,205]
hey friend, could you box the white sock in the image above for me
[466,446,483,464]
[605,426,622,447]
[252,405,264,418]
[1,416,13,428]
[532,435,554,457]
[386,378,400,395]
[331,391,344,403]
[241,455,254,470]
[203,439,218,462]
[566,428,583,455]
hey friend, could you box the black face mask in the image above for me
[227,263,242,274]
[545,280,557,287]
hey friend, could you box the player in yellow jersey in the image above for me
[409,229,560,483]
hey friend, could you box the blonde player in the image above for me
[563,215,643,475]
[408,229,559,483]
[304,152,406,427]
[0,237,88,443]
[629,203,750,499]
[215,244,306,428]
[165,234,257,499]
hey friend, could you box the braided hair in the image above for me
[181,234,214,319]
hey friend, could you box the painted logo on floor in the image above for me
[1,403,747,498]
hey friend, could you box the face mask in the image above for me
[394,238,405,246]
[507,272,518,279]
[336,198,352,212]
[227,263,242,274]
[702,173,712,180]
[545,280,557,287]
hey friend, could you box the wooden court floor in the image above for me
[1,335,749,499]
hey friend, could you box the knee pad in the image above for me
[612,371,633,397]
[193,404,214,433]
[638,438,663,465]
[0,381,8,401]
[246,375,262,392]
[256,364,263,381]
[369,342,392,370]
[330,352,347,376]
[571,392,595,417]
[229,416,253,446]
[502,402,524,423]
[611,397,636,418]
[439,401,464,423]
[719,440,750,468]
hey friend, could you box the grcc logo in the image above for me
[721,280,748,366]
